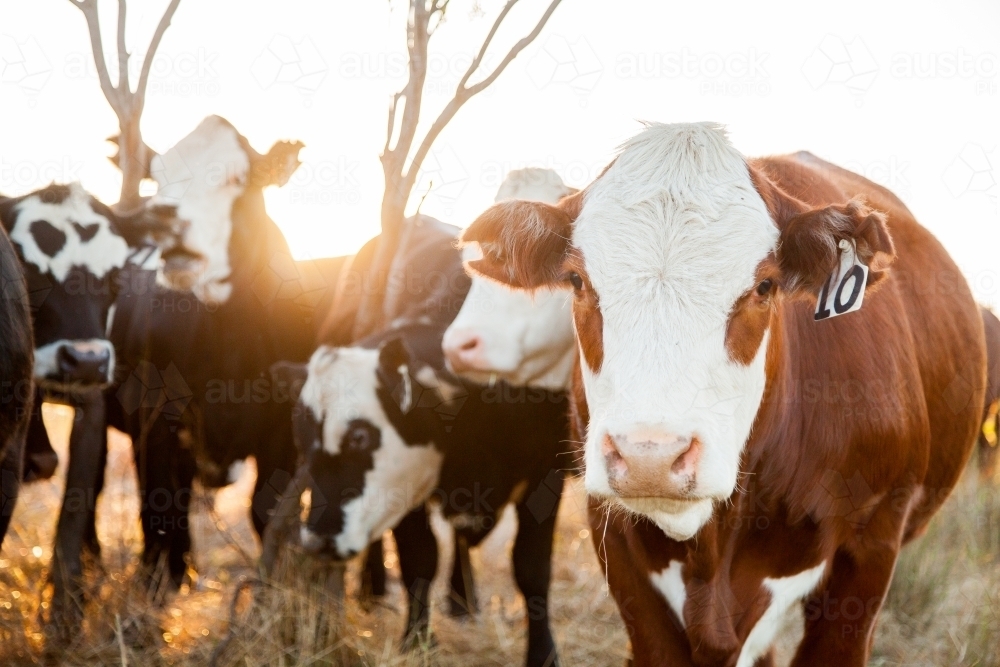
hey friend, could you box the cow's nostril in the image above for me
[459,337,480,352]
[57,344,112,384]
[602,433,626,472]
[671,436,701,476]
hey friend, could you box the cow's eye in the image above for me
[756,278,773,296]
[567,272,584,291]
[347,427,371,451]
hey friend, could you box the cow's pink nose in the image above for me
[602,431,702,499]
[443,330,486,372]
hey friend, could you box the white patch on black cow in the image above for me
[7,182,129,281]
[299,346,443,558]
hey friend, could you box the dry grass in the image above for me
[1,405,997,666]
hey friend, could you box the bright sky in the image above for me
[1,1,998,302]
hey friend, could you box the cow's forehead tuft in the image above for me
[573,122,777,322]
[300,346,383,442]
[6,182,129,282]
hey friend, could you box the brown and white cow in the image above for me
[460,122,985,666]
[443,168,575,389]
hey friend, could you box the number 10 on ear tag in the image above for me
[814,239,869,321]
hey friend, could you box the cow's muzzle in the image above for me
[602,430,702,499]
[35,339,115,389]
[299,526,355,561]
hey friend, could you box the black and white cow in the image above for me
[89,116,348,589]
[285,170,573,665]
[0,184,151,390]
[1,182,158,557]
[0,223,33,547]
[287,330,569,667]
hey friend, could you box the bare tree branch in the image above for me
[402,0,562,198]
[359,0,562,339]
[68,0,182,208]
[69,0,122,114]
[135,0,181,104]
[116,0,128,95]
[458,0,517,90]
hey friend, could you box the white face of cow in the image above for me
[573,125,779,539]
[463,124,895,541]
[444,245,575,390]
[444,168,576,390]
[4,182,129,387]
[148,116,250,304]
[8,182,130,282]
[297,345,444,559]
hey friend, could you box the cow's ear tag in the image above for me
[814,239,869,321]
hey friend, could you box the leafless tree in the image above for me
[353,0,563,339]
[68,0,181,211]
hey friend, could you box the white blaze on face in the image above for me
[299,346,443,557]
[149,116,250,304]
[577,123,778,539]
[8,182,129,281]
[445,168,576,390]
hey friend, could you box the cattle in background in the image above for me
[443,168,575,390]
[315,212,473,602]
[1,183,164,558]
[461,123,985,666]
[0,223,33,547]
[92,115,348,591]
[288,329,569,667]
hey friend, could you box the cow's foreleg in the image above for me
[513,473,564,667]
[134,415,192,592]
[249,425,298,538]
[0,422,27,549]
[793,526,900,666]
[361,539,387,601]
[47,388,106,642]
[393,505,438,650]
[23,392,58,482]
[448,530,477,617]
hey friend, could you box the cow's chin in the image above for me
[36,376,112,395]
[617,497,716,541]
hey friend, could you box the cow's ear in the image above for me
[377,337,419,413]
[776,198,895,296]
[254,140,304,187]
[460,192,581,290]
[107,134,156,181]
[378,337,413,377]
[270,361,309,403]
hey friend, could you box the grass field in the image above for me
[0,404,997,666]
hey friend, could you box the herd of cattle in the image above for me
[2,116,999,666]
